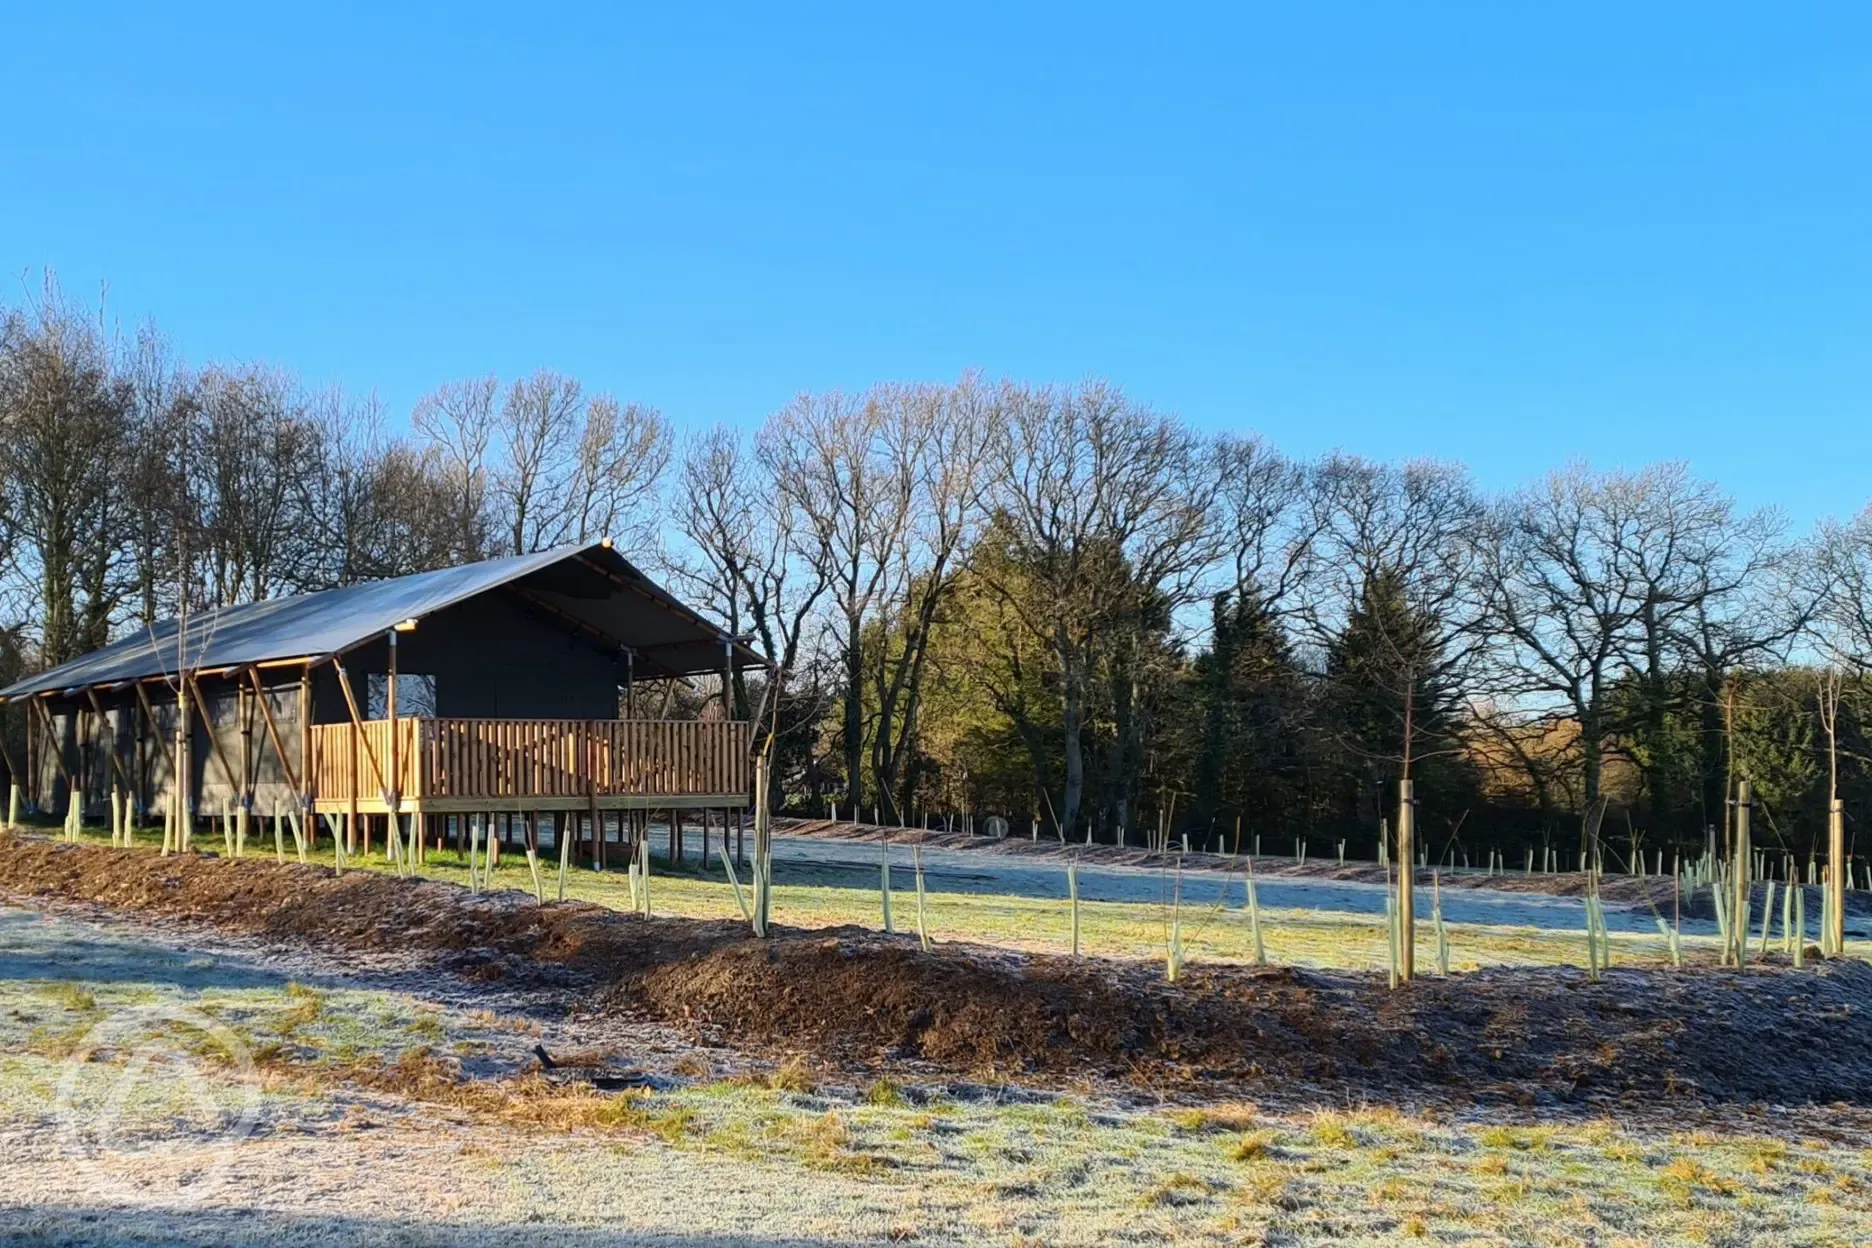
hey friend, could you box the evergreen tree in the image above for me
[1189,586,1308,844]
[1321,566,1477,837]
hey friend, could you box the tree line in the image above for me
[6,280,1872,863]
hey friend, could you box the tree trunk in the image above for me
[843,614,863,816]
[1058,641,1085,840]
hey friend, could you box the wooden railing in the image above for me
[308,717,751,807]
[308,716,424,804]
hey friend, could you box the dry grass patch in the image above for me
[765,1054,817,1094]
[1231,1128,1282,1161]
[1170,1100,1260,1133]
[1658,1157,1739,1206]
[1139,1171,1216,1207]
[864,1076,908,1107]
[1305,1111,1358,1149]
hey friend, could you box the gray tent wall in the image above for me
[25,671,308,823]
[312,592,624,725]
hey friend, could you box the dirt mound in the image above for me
[6,832,1872,1108]
[632,931,1872,1106]
[0,832,744,978]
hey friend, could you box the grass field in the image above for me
[4,929,1872,1247]
[54,817,1872,975]
[8,821,1872,1245]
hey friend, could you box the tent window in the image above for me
[368,674,436,719]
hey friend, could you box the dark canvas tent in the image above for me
[0,541,761,823]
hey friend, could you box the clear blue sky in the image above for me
[5,4,1868,526]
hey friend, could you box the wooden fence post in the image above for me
[1396,778,1415,984]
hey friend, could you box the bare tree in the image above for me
[1668,497,1812,836]
[1307,454,1488,782]
[191,364,318,603]
[122,325,190,629]
[669,424,833,808]
[1480,462,1769,838]
[1816,505,1872,672]
[0,278,133,664]
[300,391,459,586]
[471,371,671,557]
[864,378,997,821]
[569,393,671,551]
[412,375,498,562]
[760,388,915,816]
[495,370,584,554]
[978,381,1217,838]
[1214,435,1322,620]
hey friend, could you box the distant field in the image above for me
[53,817,1870,975]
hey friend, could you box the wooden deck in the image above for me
[308,717,751,814]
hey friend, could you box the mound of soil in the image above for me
[5,832,1871,1109]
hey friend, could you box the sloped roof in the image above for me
[0,542,762,699]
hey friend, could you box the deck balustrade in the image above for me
[307,717,750,814]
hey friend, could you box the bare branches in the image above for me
[979,380,1219,837]
[412,375,497,562]
[0,276,134,664]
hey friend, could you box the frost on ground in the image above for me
[4,838,1872,1245]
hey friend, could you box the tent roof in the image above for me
[0,542,763,700]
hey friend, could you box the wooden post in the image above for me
[133,683,176,817]
[332,661,389,809]
[132,692,146,824]
[1829,798,1846,955]
[237,681,254,858]
[84,689,133,802]
[753,754,772,935]
[1396,777,1415,984]
[32,698,77,824]
[299,665,313,815]
[386,629,406,863]
[1732,779,1753,965]
[238,678,255,807]
[0,708,17,829]
[184,675,242,823]
[75,701,92,829]
[672,808,683,865]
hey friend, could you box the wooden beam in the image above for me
[331,662,391,804]
[247,668,304,795]
[184,673,243,802]
[83,688,134,793]
[0,702,22,789]
[30,697,74,786]
[298,667,312,803]
[238,681,256,803]
[507,586,630,651]
[133,683,178,776]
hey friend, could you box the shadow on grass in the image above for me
[3,1203,867,1247]
[0,907,291,992]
